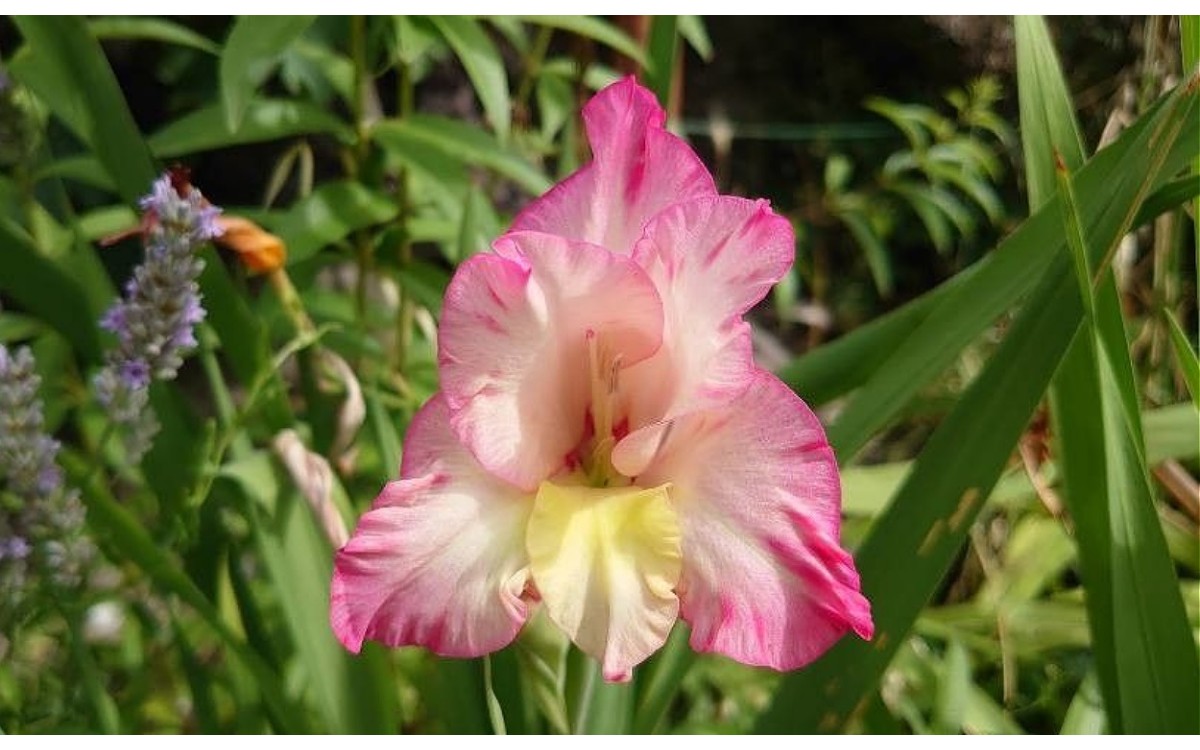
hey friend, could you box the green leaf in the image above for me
[761,259,1079,732]
[632,624,694,734]
[823,78,1199,462]
[272,181,399,264]
[11,16,156,204]
[88,16,220,55]
[841,210,893,297]
[1061,670,1106,734]
[150,99,352,158]
[34,155,116,193]
[1131,174,1200,225]
[0,219,103,362]
[933,639,970,734]
[372,115,552,195]
[891,182,954,253]
[645,16,680,106]
[430,17,511,141]
[677,16,713,61]
[64,451,307,733]
[424,659,492,734]
[1015,16,1085,206]
[565,646,632,734]
[1145,402,1200,463]
[1023,14,1199,733]
[219,16,316,130]
[396,259,451,317]
[219,453,396,733]
[758,76,1200,733]
[1182,16,1199,72]
[518,16,649,70]
[1164,309,1200,406]
[455,184,503,262]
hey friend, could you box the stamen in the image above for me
[585,331,625,486]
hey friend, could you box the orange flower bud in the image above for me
[215,216,286,274]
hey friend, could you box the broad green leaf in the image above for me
[431,17,511,140]
[518,16,649,70]
[1026,14,1199,733]
[1096,336,1198,732]
[372,115,552,195]
[1015,16,1085,203]
[761,259,1079,731]
[150,100,352,157]
[88,16,219,55]
[220,16,316,130]
[272,180,399,264]
[645,16,680,106]
[11,16,155,204]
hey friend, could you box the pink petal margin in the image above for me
[638,371,874,671]
[510,76,716,255]
[330,395,531,657]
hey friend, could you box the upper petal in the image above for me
[510,76,716,255]
[330,395,531,656]
[636,371,873,671]
[439,231,663,491]
[613,196,794,474]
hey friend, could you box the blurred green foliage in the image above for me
[0,15,1196,735]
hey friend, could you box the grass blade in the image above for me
[1164,310,1199,405]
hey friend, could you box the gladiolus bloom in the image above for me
[331,78,872,681]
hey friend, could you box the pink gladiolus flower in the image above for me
[331,78,873,681]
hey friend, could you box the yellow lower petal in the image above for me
[526,480,681,682]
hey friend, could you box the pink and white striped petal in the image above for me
[440,231,663,491]
[330,395,532,657]
[635,371,873,670]
[510,76,716,256]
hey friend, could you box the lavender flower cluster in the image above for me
[94,173,222,460]
[0,345,92,624]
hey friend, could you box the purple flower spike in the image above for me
[95,171,222,461]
